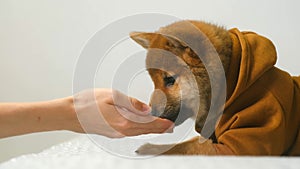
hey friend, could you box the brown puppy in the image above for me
[130,21,300,156]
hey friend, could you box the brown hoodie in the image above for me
[215,28,300,155]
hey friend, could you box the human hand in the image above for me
[72,88,174,138]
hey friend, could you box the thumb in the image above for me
[110,90,151,116]
[130,97,152,115]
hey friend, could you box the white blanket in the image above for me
[0,135,299,169]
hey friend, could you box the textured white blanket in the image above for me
[0,135,299,169]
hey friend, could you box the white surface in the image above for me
[0,135,299,169]
[1,0,300,163]
[0,132,78,163]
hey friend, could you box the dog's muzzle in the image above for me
[151,105,194,126]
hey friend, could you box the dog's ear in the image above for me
[130,32,155,49]
[164,35,188,49]
[130,32,188,50]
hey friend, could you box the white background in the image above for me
[0,0,299,162]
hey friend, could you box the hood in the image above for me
[225,28,277,107]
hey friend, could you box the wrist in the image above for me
[27,97,75,133]
[54,96,83,133]
[30,96,82,133]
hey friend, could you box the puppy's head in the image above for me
[130,21,232,127]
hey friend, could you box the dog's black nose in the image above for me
[151,107,179,123]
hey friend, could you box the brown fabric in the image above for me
[215,28,300,156]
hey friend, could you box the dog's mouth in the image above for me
[152,105,194,126]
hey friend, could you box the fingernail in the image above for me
[142,104,151,113]
[166,127,174,133]
[166,124,174,133]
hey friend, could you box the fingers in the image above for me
[130,97,152,115]
[115,107,174,136]
[99,89,174,137]
[116,106,156,123]
[109,90,151,116]
[128,118,174,136]
[140,118,174,134]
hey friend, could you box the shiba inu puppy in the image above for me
[130,21,300,155]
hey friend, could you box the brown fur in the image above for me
[131,20,234,155]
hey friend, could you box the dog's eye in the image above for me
[164,75,177,87]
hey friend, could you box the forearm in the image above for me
[0,89,174,139]
[0,97,81,138]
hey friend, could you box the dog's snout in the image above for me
[150,108,160,117]
[149,89,167,117]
